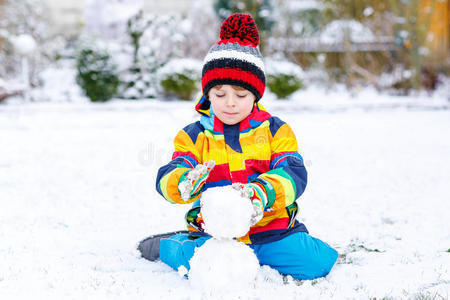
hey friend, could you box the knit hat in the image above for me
[201,13,265,104]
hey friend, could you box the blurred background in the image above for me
[0,0,449,103]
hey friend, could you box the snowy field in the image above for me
[1,90,450,299]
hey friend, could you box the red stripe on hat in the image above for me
[202,68,265,98]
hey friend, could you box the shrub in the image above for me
[120,70,156,99]
[267,74,304,99]
[118,7,219,100]
[158,58,201,100]
[265,58,304,99]
[76,45,120,102]
[119,10,157,99]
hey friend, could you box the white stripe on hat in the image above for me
[203,49,265,73]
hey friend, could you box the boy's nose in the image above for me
[225,95,235,106]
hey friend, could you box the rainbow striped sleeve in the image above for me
[155,122,204,204]
[252,117,307,211]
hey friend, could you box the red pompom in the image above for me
[220,13,260,46]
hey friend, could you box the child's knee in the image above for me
[292,234,338,279]
[159,233,210,271]
[304,245,338,279]
[257,232,338,280]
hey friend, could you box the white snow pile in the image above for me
[200,186,254,238]
[265,57,304,78]
[157,58,202,81]
[188,238,260,292]
[188,186,260,293]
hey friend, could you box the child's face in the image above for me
[208,85,256,125]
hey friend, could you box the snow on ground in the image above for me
[1,90,450,299]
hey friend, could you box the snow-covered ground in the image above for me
[1,90,450,299]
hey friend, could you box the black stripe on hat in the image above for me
[202,58,266,84]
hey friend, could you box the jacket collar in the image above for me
[195,94,271,134]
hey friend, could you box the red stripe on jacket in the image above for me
[248,217,290,235]
[207,164,232,182]
[245,159,270,174]
[172,151,198,168]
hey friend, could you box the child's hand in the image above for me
[232,183,268,225]
[178,160,215,201]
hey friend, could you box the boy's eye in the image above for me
[237,94,248,98]
[215,94,225,98]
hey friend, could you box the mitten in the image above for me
[178,160,215,201]
[232,182,268,225]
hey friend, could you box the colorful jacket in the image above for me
[156,95,308,244]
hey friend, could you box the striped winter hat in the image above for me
[201,13,265,103]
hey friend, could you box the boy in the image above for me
[147,13,338,280]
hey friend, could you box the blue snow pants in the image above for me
[159,232,338,280]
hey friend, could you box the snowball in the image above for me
[189,239,260,291]
[12,34,37,56]
[200,186,254,239]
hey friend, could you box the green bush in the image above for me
[158,59,201,100]
[267,74,303,99]
[160,74,198,101]
[265,58,304,99]
[76,47,120,102]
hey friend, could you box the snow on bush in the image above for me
[265,57,304,99]
[11,34,37,57]
[138,15,184,73]
[82,2,218,101]
[75,41,120,102]
[188,238,260,292]
[0,0,65,86]
[118,11,156,99]
[158,58,202,101]
[320,19,376,44]
[84,0,142,40]
[182,0,220,59]
[121,13,192,100]
[200,186,254,239]
[32,60,86,103]
[269,0,323,40]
